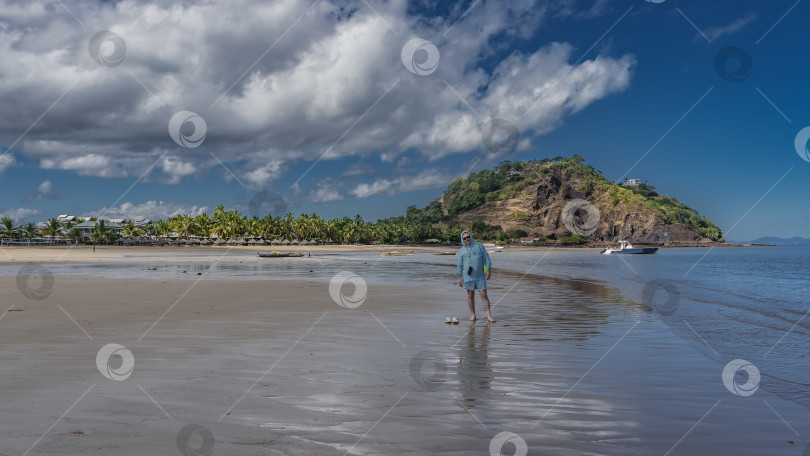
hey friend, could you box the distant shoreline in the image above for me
[0,242,780,266]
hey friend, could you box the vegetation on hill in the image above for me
[414,155,724,242]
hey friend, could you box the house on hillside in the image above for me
[621,179,641,187]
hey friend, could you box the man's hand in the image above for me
[485,270,491,280]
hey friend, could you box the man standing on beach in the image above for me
[457,230,495,322]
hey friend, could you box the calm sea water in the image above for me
[502,247,810,409]
[4,246,808,409]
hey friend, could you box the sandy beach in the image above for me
[1,247,808,455]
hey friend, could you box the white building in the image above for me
[73,220,123,239]
[622,179,642,187]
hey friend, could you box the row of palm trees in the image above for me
[0,205,446,245]
[1,216,101,244]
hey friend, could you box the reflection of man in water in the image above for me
[457,322,493,394]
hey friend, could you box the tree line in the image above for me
[0,205,449,245]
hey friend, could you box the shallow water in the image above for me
[3,246,808,410]
[3,246,809,454]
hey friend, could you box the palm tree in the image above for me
[169,215,194,240]
[279,212,294,239]
[293,214,308,240]
[245,216,262,238]
[153,219,170,237]
[91,219,114,245]
[40,218,63,245]
[193,213,212,238]
[310,213,325,240]
[20,222,39,240]
[0,217,18,241]
[120,220,142,238]
[258,214,275,239]
[324,219,337,243]
[68,227,83,245]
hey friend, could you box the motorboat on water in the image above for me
[600,240,658,255]
[482,243,505,253]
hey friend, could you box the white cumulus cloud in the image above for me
[0,0,633,192]
[24,180,60,202]
[0,208,42,223]
[350,169,452,198]
[90,201,210,221]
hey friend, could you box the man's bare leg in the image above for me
[466,289,476,321]
[479,289,495,322]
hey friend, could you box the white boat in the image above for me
[601,240,658,255]
[483,244,504,253]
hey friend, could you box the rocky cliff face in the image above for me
[455,165,712,244]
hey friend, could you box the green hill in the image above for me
[414,155,724,244]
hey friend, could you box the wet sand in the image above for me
[1,249,809,455]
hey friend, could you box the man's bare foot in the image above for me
[486,316,496,322]
[469,315,477,321]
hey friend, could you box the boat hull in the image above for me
[601,247,658,255]
[257,251,305,257]
[381,250,414,256]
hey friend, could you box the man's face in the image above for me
[462,234,471,245]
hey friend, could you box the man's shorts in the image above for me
[463,279,487,290]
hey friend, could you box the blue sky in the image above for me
[0,0,808,240]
